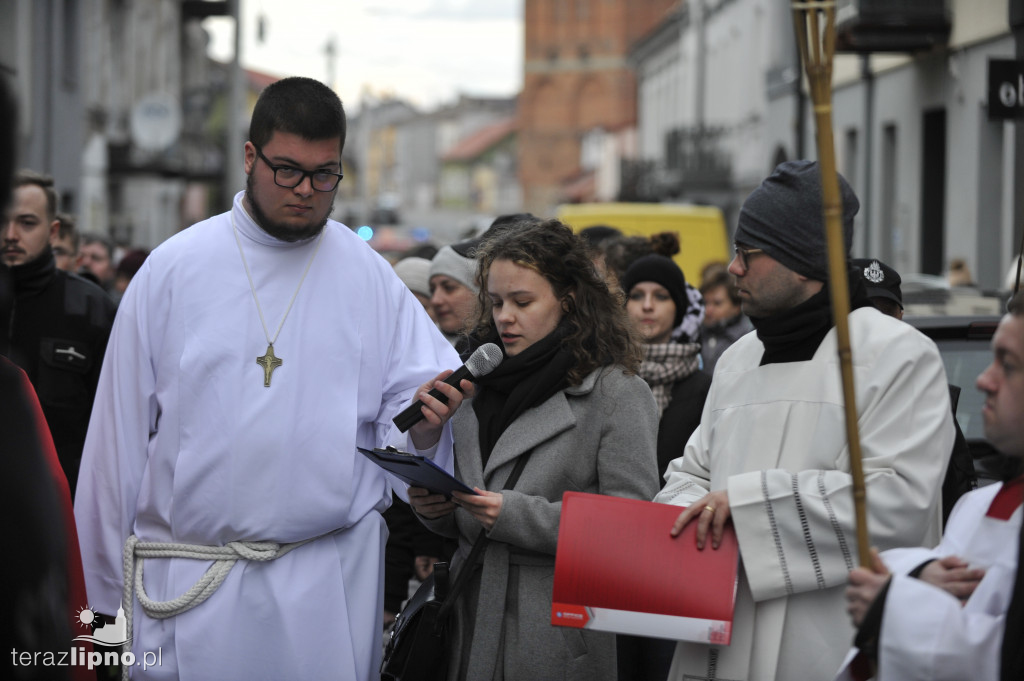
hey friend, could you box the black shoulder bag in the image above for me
[380,453,531,681]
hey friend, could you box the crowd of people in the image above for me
[3,74,1023,681]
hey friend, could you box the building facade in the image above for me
[519,0,677,215]
[629,0,1021,289]
[816,0,1020,288]
[631,0,795,238]
[2,0,232,251]
[439,116,519,213]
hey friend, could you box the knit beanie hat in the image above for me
[734,160,859,282]
[430,239,479,293]
[393,256,432,298]
[620,254,689,328]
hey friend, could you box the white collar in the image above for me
[230,190,324,250]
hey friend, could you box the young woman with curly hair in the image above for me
[409,217,660,681]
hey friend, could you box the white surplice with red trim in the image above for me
[834,477,1023,681]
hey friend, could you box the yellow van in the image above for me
[556,202,729,282]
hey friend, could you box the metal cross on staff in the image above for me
[791,0,872,568]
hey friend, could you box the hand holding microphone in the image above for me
[394,343,504,432]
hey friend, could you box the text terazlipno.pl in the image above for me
[10,646,162,670]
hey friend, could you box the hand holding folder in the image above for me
[552,492,739,644]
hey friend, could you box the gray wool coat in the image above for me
[423,364,661,681]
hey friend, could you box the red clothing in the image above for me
[2,357,92,680]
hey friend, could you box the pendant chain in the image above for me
[231,210,325,348]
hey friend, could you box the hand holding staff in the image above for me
[791,0,872,568]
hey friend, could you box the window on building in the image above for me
[881,123,898,264]
[843,128,858,192]
[62,0,78,87]
[920,109,946,276]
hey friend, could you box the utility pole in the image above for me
[861,54,874,256]
[325,37,336,91]
[226,0,245,201]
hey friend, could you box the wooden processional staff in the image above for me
[791,0,872,568]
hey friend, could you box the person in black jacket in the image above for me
[1,169,116,497]
[618,254,711,681]
[851,256,977,526]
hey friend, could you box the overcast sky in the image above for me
[204,0,524,112]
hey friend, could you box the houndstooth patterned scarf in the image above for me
[638,341,701,414]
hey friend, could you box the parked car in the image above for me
[901,276,1007,317]
[906,314,1008,486]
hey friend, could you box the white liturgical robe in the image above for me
[74,192,460,680]
[655,308,954,681]
[834,479,1022,681]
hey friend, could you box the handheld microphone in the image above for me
[393,343,504,432]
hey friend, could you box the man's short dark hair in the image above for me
[13,169,58,220]
[578,224,622,248]
[55,212,79,249]
[249,77,346,153]
[700,269,741,306]
[870,297,903,319]
[79,232,114,260]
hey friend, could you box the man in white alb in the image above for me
[75,77,465,680]
[655,161,954,681]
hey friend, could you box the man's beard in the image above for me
[245,171,333,242]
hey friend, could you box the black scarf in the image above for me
[749,265,872,366]
[470,325,575,465]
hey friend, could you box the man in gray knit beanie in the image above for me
[654,157,955,681]
[730,159,858,317]
[735,159,858,282]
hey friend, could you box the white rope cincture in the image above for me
[119,533,323,680]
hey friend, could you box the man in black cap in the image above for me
[852,257,904,319]
[654,160,954,681]
[853,256,978,525]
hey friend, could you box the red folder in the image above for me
[552,491,739,644]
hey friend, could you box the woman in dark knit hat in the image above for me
[621,254,711,478]
[618,254,711,681]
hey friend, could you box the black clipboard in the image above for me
[357,446,477,497]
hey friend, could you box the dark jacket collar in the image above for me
[9,247,57,296]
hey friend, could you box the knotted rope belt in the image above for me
[119,532,328,679]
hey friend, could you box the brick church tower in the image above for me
[519,0,677,213]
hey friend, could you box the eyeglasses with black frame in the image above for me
[734,244,765,270]
[254,147,344,192]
